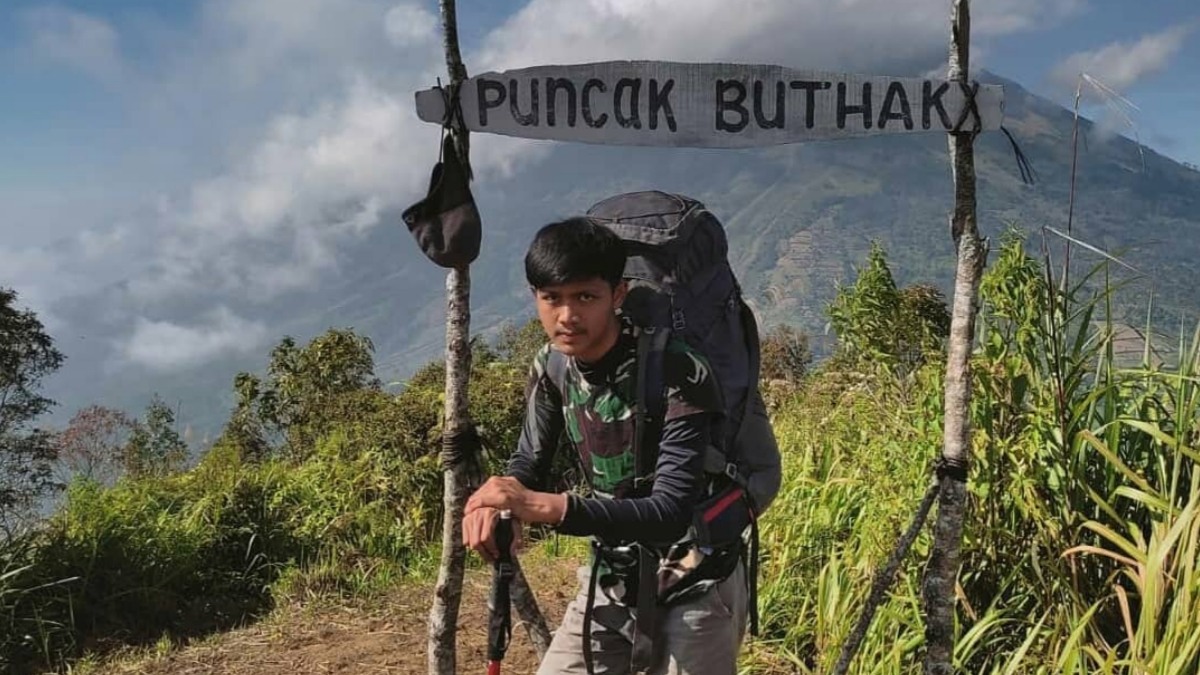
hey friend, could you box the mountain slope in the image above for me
[42,72,1200,438]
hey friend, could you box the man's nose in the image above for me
[557,302,580,325]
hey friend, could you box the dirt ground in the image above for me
[90,557,580,675]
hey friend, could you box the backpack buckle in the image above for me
[672,309,686,331]
[724,462,740,481]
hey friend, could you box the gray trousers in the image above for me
[536,562,748,675]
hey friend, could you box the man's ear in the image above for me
[612,280,629,310]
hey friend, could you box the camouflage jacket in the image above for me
[507,318,724,547]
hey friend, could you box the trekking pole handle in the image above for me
[487,510,515,673]
[495,509,514,564]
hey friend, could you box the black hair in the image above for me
[524,217,626,289]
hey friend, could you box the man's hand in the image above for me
[462,506,522,564]
[466,476,568,526]
[466,476,529,516]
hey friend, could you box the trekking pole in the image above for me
[487,510,515,675]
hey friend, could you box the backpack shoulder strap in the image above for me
[632,327,670,489]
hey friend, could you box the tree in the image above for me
[827,243,950,373]
[760,324,813,382]
[898,283,952,362]
[0,288,65,525]
[219,372,272,461]
[228,328,380,460]
[828,242,902,365]
[123,396,187,477]
[55,405,135,485]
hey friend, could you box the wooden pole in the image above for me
[427,2,472,674]
[922,1,986,673]
[426,4,551,672]
[428,268,472,675]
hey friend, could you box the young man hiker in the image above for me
[463,218,750,675]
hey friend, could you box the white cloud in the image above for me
[476,0,1084,75]
[177,0,440,95]
[121,0,546,305]
[0,246,71,333]
[77,225,132,261]
[125,76,440,303]
[385,2,439,47]
[19,5,123,82]
[185,78,417,239]
[974,0,1085,35]
[1051,25,1195,93]
[121,307,269,372]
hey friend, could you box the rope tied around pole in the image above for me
[441,423,485,479]
[435,77,473,181]
[935,455,969,483]
[952,79,1037,186]
[950,80,983,136]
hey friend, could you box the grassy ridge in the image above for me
[5,235,1200,674]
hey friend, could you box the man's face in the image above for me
[533,277,627,363]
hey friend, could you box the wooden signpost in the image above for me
[416,61,1003,147]
[422,2,992,674]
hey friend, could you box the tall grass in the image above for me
[748,234,1200,673]
[751,356,941,673]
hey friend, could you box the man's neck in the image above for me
[575,318,623,367]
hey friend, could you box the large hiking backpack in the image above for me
[583,190,781,514]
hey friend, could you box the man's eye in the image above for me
[580,294,595,302]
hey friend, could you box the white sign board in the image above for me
[415,61,1004,148]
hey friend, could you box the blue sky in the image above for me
[0,0,1197,372]
[993,0,1199,162]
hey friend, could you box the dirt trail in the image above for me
[93,557,579,675]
